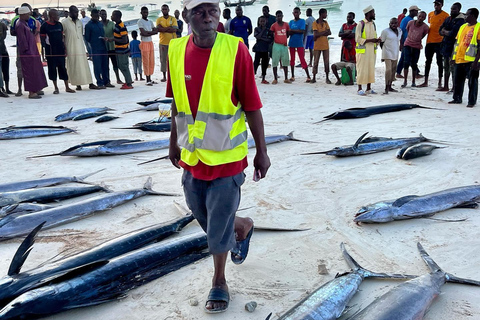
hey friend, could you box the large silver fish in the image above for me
[273,243,415,320]
[354,185,480,223]
[55,107,113,121]
[0,178,178,241]
[348,243,480,320]
[0,126,75,140]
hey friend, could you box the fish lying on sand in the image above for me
[138,132,311,165]
[271,243,415,320]
[113,117,172,132]
[0,184,106,208]
[136,98,172,106]
[396,144,445,160]
[95,115,120,122]
[0,214,194,307]
[316,104,441,123]
[349,243,480,320]
[0,178,178,241]
[122,102,171,114]
[303,132,433,157]
[55,107,113,122]
[354,185,480,224]
[0,126,75,140]
[29,138,170,158]
[0,203,54,218]
[72,111,111,121]
[0,169,104,192]
[0,232,208,319]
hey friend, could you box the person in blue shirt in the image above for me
[396,5,422,78]
[85,9,110,88]
[289,7,310,82]
[229,6,252,48]
[129,30,143,81]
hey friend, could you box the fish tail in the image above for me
[75,168,106,183]
[342,243,416,280]
[143,177,179,196]
[7,222,46,276]
[417,242,480,286]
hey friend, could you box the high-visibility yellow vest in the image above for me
[356,19,377,54]
[453,22,480,62]
[168,33,248,167]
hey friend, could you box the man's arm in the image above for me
[244,110,270,179]
[168,99,181,169]
[473,33,480,70]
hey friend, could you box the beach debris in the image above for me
[316,104,441,123]
[274,243,415,320]
[349,243,480,319]
[123,102,171,114]
[0,178,178,241]
[113,117,172,132]
[302,132,434,157]
[55,107,113,122]
[317,264,328,275]
[136,98,172,106]
[0,232,209,319]
[29,138,170,158]
[0,184,107,208]
[189,298,199,306]
[0,214,194,306]
[95,115,120,123]
[354,185,480,224]
[396,143,445,160]
[245,301,257,312]
[0,126,75,140]
[0,169,104,192]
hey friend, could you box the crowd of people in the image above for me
[0,1,479,106]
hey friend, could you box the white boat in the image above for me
[294,0,343,9]
[148,9,160,17]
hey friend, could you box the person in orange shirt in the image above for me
[311,8,331,84]
[419,0,449,88]
[448,8,480,108]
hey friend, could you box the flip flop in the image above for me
[231,225,254,265]
[204,287,229,314]
[366,89,377,94]
[357,90,367,96]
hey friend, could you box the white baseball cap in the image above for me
[18,6,31,14]
[183,0,220,10]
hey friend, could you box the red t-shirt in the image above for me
[217,22,225,33]
[166,34,262,181]
[342,46,356,63]
[270,22,289,45]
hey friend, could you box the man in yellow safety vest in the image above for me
[449,8,480,108]
[167,0,270,313]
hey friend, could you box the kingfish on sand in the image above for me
[348,243,480,320]
[396,144,445,160]
[55,107,113,122]
[0,126,75,140]
[95,115,120,122]
[354,185,480,223]
[273,243,415,320]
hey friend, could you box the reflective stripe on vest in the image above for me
[453,22,480,62]
[355,19,377,54]
[168,33,248,167]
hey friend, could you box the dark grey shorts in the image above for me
[182,170,245,254]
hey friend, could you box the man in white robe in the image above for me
[62,5,98,90]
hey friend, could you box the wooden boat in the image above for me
[224,0,256,7]
[294,0,343,9]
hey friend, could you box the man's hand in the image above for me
[169,143,181,169]
[473,61,479,71]
[253,151,270,179]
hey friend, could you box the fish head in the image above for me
[354,204,395,224]
[325,147,354,156]
[0,286,64,319]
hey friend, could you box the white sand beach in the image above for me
[1,16,480,320]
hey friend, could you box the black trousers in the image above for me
[424,42,443,78]
[254,51,269,77]
[1,53,9,84]
[453,62,479,105]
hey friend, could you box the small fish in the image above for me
[136,98,172,106]
[0,126,75,140]
[123,102,171,114]
[112,117,172,132]
[72,111,110,121]
[397,144,445,160]
[55,107,113,122]
[95,115,120,123]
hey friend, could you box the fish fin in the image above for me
[423,217,468,222]
[353,132,369,148]
[392,195,419,207]
[455,201,478,209]
[7,222,46,276]
[74,168,106,184]
[143,177,180,196]
[417,242,480,286]
[41,260,110,285]
[285,131,317,144]
[67,107,73,114]
[341,243,416,280]
[265,313,273,320]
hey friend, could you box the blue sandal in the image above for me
[231,226,254,265]
[204,287,230,314]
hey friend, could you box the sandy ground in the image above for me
[1,36,480,320]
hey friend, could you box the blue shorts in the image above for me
[305,35,314,50]
[182,170,245,254]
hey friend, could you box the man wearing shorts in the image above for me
[270,10,291,84]
[304,8,315,67]
[167,0,270,313]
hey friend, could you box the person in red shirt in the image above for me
[167,0,270,313]
[398,8,407,25]
[331,40,355,85]
[270,10,291,84]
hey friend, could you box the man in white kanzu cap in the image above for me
[167,0,270,314]
[355,5,381,95]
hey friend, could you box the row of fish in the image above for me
[0,215,208,318]
[268,243,479,320]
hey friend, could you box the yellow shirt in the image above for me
[455,24,480,64]
[156,15,178,45]
[312,20,330,51]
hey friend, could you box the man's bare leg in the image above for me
[205,252,228,311]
